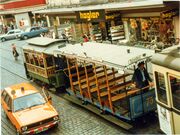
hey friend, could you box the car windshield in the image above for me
[13,93,46,112]
[25,28,31,32]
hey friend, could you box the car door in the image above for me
[6,31,15,39]
[29,28,36,37]
[2,92,16,124]
[35,27,42,36]
[15,30,22,38]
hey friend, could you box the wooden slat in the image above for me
[111,85,151,102]
[90,74,130,93]
[100,81,133,97]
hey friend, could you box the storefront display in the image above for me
[110,25,125,43]
[126,16,176,45]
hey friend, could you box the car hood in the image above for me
[13,103,58,126]
[0,34,7,38]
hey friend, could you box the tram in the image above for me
[22,37,157,122]
[152,45,180,134]
[22,37,69,90]
[53,42,156,121]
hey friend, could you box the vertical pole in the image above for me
[67,58,74,93]
[84,62,92,102]
[93,63,101,106]
[104,66,113,113]
[46,15,50,27]
[75,60,83,98]
[112,67,116,86]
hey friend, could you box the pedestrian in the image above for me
[132,61,152,90]
[83,34,89,42]
[12,43,19,60]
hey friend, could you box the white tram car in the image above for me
[152,45,180,134]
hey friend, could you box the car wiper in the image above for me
[29,103,44,108]
[15,108,26,112]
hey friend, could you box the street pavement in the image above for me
[0,39,161,135]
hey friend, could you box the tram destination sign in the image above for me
[76,10,105,22]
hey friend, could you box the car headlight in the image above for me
[53,116,59,121]
[21,126,27,131]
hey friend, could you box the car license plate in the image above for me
[35,127,48,134]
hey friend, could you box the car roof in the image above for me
[4,82,39,99]
[8,29,21,32]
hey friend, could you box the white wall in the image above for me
[14,13,31,30]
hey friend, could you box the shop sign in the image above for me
[161,9,179,19]
[76,10,105,22]
[105,14,120,20]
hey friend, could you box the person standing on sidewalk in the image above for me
[12,43,19,60]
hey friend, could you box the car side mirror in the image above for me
[48,96,52,101]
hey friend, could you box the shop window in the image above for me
[46,56,54,67]
[155,72,167,104]
[169,76,180,110]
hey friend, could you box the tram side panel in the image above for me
[152,64,180,134]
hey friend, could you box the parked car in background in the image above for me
[1,82,59,134]
[18,26,49,40]
[0,29,23,42]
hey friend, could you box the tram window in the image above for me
[170,76,180,110]
[29,54,34,64]
[155,72,167,105]
[33,55,39,66]
[39,57,44,68]
[46,56,54,67]
[24,53,30,63]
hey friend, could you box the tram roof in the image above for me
[26,37,65,46]
[23,37,66,55]
[54,42,155,70]
[152,45,180,72]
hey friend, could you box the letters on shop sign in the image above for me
[79,11,100,21]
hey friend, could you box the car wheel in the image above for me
[23,36,28,40]
[1,38,6,42]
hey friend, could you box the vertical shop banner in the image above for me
[76,10,105,22]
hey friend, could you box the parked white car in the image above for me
[0,29,23,42]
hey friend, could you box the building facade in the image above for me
[0,0,47,32]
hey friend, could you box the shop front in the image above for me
[75,10,125,43]
[121,8,179,48]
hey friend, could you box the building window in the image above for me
[155,72,167,104]
[169,75,180,111]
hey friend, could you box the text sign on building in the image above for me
[76,10,105,22]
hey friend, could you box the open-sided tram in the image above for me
[22,37,158,128]
[152,45,180,134]
[53,42,156,121]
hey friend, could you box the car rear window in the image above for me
[13,93,46,112]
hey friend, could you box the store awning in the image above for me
[33,0,164,14]
[0,5,47,15]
